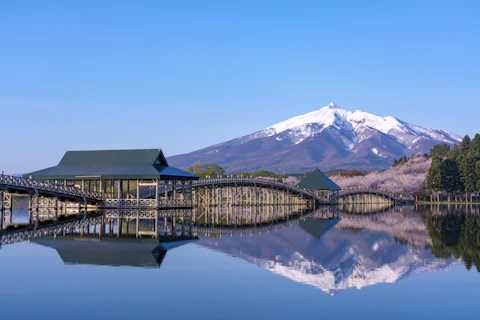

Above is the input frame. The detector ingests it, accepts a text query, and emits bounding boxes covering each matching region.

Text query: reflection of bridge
[0,201,413,249]
[1,205,337,246]
[337,202,396,215]
[186,206,338,237]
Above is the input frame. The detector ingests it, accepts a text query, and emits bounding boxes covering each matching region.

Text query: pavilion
[295,168,342,201]
[24,149,198,208]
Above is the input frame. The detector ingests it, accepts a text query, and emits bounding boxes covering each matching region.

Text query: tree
[430,144,451,160]
[439,159,462,193]
[187,164,225,178]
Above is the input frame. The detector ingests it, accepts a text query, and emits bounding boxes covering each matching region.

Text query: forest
[423,134,480,202]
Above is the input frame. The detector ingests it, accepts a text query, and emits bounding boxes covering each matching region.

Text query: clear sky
[1,0,479,174]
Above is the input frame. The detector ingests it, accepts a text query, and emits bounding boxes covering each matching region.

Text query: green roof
[25,149,199,180]
[59,149,167,166]
[296,168,341,190]
[299,219,340,240]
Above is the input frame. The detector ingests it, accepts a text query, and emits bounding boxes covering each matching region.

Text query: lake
[1,204,479,319]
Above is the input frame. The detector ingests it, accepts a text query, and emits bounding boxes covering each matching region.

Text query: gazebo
[296,168,342,202]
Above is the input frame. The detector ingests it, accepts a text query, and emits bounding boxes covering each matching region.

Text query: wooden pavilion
[24,149,199,208]
[296,168,342,202]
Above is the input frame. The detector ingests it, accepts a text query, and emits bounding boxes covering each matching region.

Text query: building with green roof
[24,149,198,208]
[296,168,341,200]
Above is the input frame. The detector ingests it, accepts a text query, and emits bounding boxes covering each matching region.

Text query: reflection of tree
[423,212,480,271]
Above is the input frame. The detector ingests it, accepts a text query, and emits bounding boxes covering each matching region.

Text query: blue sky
[1,0,479,174]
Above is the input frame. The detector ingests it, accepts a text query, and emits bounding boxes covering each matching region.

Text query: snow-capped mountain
[169,103,462,172]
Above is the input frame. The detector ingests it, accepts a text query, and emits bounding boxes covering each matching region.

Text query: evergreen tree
[430,144,451,159]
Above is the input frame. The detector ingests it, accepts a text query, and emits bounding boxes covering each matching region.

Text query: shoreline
[415,201,480,205]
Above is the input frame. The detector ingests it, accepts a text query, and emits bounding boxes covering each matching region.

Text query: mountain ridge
[169,103,461,173]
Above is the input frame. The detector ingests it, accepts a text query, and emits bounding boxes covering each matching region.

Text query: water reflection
[33,237,194,268]
[198,205,463,295]
[422,206,480,271]
[1,203,480,294]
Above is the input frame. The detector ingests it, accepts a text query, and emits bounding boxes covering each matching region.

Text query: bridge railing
[194,178,413,202]
[193,177,317,198]
[338,187,411,200]
[0,174,110,200]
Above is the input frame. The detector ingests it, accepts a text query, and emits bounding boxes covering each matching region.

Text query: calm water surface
[1,204,479,319]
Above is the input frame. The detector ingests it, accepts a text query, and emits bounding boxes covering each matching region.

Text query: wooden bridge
[192,177,319,206]
[191,177,413,206]
[1,174,106,229]
[335,188,413,205]
[1,174,413,217]
[0,174,106,202]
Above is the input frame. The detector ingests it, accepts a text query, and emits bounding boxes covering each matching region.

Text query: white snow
[371,148,379,155]
[258,103,461,149]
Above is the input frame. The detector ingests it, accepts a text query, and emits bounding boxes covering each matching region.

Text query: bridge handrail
[194,178,412,202]
[0,174,110,200]
[193,177,317,198]
[337,188,411,200]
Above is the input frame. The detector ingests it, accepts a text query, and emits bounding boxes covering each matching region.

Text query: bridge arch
[334,188,412,205]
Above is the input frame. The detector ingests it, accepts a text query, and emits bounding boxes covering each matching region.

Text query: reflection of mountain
[34,237,195,268]
[198,215,458,295]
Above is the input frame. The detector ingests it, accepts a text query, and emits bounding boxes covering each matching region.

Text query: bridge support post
[0,191,4,231]
[54,197,59,223]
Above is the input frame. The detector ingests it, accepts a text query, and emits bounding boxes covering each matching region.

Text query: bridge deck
[0,175,105,203]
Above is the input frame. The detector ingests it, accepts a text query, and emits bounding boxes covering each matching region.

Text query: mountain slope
[169,103,461,172]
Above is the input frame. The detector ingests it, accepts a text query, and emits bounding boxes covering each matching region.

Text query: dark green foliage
[393,153,428,167]
[393,156,408,167]
[187,165,286,180]
[430,144,451,160]
[425,135,480,194]
[187,164,226,178]
[423,212,480,271]
[235,170,286,180]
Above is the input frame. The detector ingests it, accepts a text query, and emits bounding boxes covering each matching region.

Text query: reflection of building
[33,237,195,268]
[25,149,199,208]
[298,219,339,240]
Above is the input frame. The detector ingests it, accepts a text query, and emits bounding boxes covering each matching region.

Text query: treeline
[393,153,429,167]
[423,134,480,202]
[187,164,286,180]
[327,170,365,177]
[235,170,286,180]
[187,164,225,178]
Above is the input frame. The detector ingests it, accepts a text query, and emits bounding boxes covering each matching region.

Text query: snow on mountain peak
[168,102,463,173]
[262,103,461,148]
[266,103,350,137]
